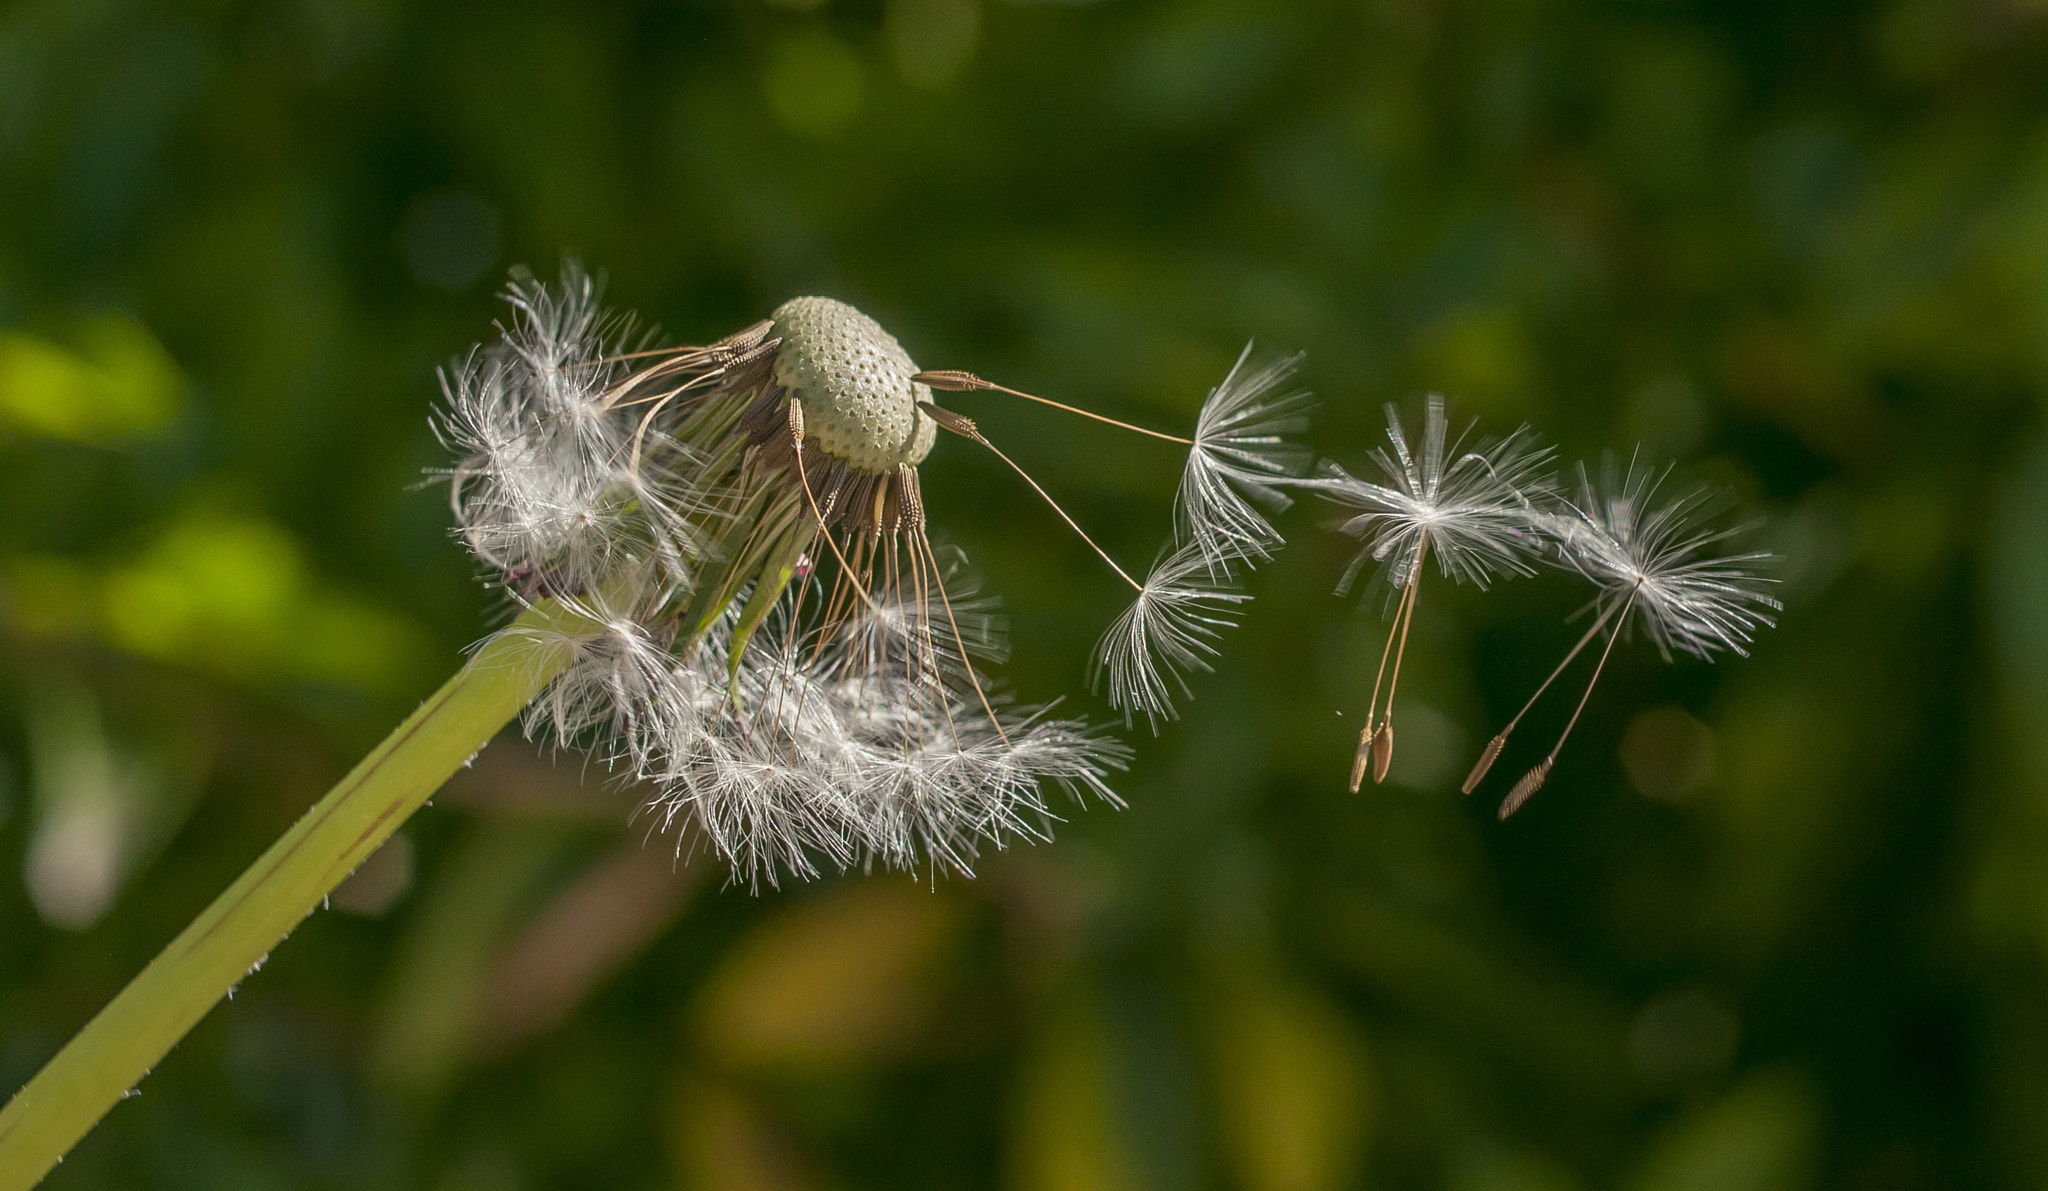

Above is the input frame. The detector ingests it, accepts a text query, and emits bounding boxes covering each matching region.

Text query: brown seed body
[1499,758,1553,819]
[1349,726,1373,792]
[1370,722,1393,784]
[910,369,994,392]
[1462,734,1507,794]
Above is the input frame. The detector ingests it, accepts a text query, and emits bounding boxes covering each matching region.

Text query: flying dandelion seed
[1312,396,1553,789]
[1175,344,1315,569]
[1465,454,1780,818]
[914,346,1312,730]
[1088,540,1254,732]
[440,266,1302,882]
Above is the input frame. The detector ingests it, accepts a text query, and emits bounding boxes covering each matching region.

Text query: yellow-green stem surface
[0,601,592,1190]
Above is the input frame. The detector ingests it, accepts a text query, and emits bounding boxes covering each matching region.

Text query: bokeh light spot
[0,316,186,443]
[885,0,980,89]
[1620,706,1716,803]
[398,189,502,292]
[1629,988,1738,1089]
[763,31,867,138]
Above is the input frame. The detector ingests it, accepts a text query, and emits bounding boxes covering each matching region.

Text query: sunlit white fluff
[439,265,1137,887]
[436,266,703,593]
[1549,456,1780,660]
[843,699,1124,878]
[634,609,1127,890]
[1074,349,1311,732]
[1317,395,1554,596]
[1459,455,1780,816]
[513,576,701,780]
[1175,344,1314,570]
[1091,541,1253,732]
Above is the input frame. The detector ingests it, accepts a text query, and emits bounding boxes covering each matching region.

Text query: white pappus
[439,266,1300,885]
[1312,394,1556,789]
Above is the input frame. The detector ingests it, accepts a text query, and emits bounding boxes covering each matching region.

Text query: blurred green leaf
[1206,970,1371,1191]
[1625,1073,1817,1191]
[1010,993,1144,1191]
[6,509,431,694]
[0,316,184,443]
[696,881,961,1068]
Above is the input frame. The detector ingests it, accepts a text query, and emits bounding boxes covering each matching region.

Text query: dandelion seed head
[440,266,1136,889]
[771,296,938,472]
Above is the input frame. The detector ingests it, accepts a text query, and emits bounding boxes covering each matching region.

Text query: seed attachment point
[912,369,996,392]
[709,319,778,365]
[918,401,981,440]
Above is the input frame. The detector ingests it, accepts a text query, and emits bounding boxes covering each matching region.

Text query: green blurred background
[4,0,2046,1186]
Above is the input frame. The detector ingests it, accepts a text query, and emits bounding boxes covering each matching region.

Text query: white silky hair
[517,577,699,775]
[1091,540,1254,732]
[435,265,703,592]
[633,610,1128,890]
[1087,347,1314,732]
[438,266,1137,887]
[1548,456,1781,661]
[1175,343,1315,570]
[505,595,1128,891]
[1316,395,1556,597]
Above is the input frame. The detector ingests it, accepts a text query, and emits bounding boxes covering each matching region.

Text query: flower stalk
[0,600,597,1191]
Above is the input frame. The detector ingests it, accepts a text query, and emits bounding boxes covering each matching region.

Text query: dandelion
[1314,396,1553,789]
[1,266,1298,1177]
[915,346,1312,729]
[444,267,1158,884]
[443,268,1305,873]
[1464,454,1780,818]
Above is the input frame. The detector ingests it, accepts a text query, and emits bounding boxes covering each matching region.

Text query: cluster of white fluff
[1545,457,1780,660]
[1175,344,1315,569]
[514,601,1125,888]
[1092,541,1253,732]
[1320,395,1556,595]
[439,267,1142,887]
[1093,345,1314,730]
[1315,395,1780,813]
[436,269,699,594]
[1314,396,1778,660]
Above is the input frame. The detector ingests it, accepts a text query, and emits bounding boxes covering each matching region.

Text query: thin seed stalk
[0,600,597,1191]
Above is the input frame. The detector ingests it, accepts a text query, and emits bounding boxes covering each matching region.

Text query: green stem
[0,600,595,1190]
